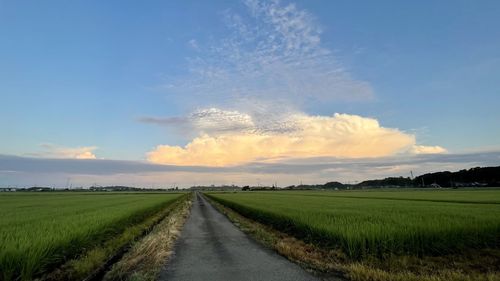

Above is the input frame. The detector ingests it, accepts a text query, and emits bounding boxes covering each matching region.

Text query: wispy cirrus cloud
[165,0,373,108]
[140,107,299,135]
[139,108,255,135]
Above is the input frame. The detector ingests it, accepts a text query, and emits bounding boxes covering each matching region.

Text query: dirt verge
[103,193,193,281]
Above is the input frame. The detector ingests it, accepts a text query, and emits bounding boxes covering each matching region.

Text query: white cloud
[187,39,199,50]
[143,1,446,173]
[190,108,255,134]
[140,107,298,135]
[165,0,373,108]
[411,145,447,154]
[33,144,97,159]
[147,111,445,166]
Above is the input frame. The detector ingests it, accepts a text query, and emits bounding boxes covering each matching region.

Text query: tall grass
[207,190,500,259]
[0,192,184,281]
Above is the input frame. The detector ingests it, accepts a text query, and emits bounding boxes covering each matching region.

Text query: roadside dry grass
[206,195,500,281]
[39,194,187,281]
[103,193,192,281]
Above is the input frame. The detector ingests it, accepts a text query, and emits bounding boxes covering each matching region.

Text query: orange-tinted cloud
[147,113,445,166]
[36,144,97,159]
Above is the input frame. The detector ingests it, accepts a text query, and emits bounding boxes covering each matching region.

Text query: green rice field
[0,192,184,280]
[207,189,500,259]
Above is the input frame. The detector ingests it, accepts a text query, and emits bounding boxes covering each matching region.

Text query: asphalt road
[159,192,318,281]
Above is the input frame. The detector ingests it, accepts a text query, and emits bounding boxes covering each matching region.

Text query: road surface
[159,192,319,281]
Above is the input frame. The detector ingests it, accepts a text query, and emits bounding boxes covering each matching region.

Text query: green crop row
[206,190,500,259]
[0,192,185,281]
[268,189,500,204]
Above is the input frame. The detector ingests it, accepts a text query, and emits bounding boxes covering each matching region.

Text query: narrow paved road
[159,193,318,281]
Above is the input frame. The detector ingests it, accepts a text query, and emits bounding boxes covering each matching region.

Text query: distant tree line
[283,166,500,190]
[413,166,500,187]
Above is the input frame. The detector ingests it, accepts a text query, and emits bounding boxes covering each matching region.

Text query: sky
[1,0,499,188]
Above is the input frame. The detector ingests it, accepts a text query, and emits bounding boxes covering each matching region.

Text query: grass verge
[103,193,192,281]
[205,195,500,281]
[41,193,190,281]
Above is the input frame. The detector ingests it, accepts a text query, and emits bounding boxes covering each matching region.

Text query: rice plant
[0,192,184,281]
[207,190,500,259]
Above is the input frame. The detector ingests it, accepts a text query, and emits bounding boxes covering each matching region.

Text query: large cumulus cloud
[147,112,444,166]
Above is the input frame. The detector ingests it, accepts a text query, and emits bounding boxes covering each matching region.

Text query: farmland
[206,189,500,259]
[0,192,185,281]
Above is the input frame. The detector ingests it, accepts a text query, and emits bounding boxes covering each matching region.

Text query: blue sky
[1,0,499,187]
